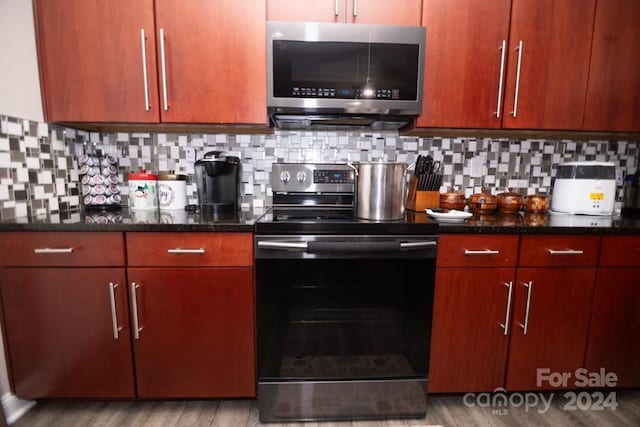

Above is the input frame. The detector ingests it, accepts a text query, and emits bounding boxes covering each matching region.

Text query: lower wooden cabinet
[0,268,135,398]
[128,268,256,397]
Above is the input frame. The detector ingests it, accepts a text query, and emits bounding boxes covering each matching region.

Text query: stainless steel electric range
[255,163,438,422]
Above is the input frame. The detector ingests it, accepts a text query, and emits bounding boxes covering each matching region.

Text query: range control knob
[296,171,307,183]
[279,170,291,183]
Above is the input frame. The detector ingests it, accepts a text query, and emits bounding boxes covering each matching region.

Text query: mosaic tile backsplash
[1,113,638,220]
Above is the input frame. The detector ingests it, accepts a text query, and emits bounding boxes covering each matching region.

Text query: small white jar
[128,169,158,210]
[158,171,187,210]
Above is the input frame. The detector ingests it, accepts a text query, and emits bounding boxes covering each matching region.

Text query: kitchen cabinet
[126,232,255,398]
[505,235,599,391]
[267,0,422,25]
[34,0,266,125]
[0,232,134,399]
[418,0,596,130]
[585,236,640,388]
[582,0,640,132]
[429,234,519,392]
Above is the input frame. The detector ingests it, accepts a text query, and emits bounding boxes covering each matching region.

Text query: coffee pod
[81,185,92,196]
[81,175,91,185]
[102,165,118,176]
[90,184,106,195]
[90,174,105,186]
[83,195,94,205]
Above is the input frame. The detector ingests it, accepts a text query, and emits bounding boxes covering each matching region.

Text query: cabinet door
[506,268,596,391]
[418,0,511,128]
[583,0,640,132]
[347,0,422,25]
[34,0,159,123]
[586,268,640,388]
[267,0,343,22]
[429,268,515,392]
[154,0,267,124]
[129,268,255,398]
[501,0,596,130]
[0,268,134,398]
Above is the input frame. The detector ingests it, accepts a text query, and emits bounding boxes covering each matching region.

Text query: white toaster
[551,161,616,215]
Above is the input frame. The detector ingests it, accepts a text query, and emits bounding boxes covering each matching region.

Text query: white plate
[426,209,473,222]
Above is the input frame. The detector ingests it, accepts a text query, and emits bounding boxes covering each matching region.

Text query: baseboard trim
[1,393,35,425]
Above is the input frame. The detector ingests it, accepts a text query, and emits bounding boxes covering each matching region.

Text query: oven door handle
[257,240,436,253]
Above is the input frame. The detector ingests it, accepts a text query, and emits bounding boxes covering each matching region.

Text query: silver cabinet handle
[159,28,169,111]
[500,281,513,335]
[167,248,206,254]
[510,40,523,117]
[548,249,584,256]
[258,241,309,250]
[335,0,339,16]
[400,241,437,249]
[353,0,358,17]
[517,281,533,335]
[131,282,143,339]
[33,248,74,254]
[140,29,150,111]
[464,249,500,255]
[108,283,123,340]
[494,40,507,118]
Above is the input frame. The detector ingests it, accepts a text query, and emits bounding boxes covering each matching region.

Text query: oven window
[257,257,434,381]
[272,40,420,100]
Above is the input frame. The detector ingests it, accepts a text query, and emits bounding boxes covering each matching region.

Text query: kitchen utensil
[349,161,414,220]
[497,188,524,214]
[468,187,497,214]
[194,151,242,213]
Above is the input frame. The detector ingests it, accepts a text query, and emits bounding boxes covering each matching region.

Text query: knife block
[406,176,440,211]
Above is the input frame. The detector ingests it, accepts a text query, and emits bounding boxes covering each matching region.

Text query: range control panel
[271,163,354,194]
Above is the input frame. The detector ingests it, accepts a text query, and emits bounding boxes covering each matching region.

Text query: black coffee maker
[194,151,242,212]
[622,171,640,217]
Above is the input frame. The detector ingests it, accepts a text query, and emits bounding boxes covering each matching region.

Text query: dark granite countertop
[1,207,640,235]
[0,207,260,232]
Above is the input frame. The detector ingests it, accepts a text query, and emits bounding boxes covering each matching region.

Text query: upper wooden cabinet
[34,0,160,123]
[267,0,422,26]
[419,0,597,131]
[34,0,267,125]
[583,0,640,132]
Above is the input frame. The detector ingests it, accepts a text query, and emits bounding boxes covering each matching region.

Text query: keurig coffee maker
[194,151,241,212]
[622,171,640,217]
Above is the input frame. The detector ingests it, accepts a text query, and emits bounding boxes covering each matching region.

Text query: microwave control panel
[291,86,400,100]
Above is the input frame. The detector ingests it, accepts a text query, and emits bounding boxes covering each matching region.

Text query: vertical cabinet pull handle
[159,28,169,111]
[335,0,339,16]
[517,281,533,335]
[140,29,150,111]
[499,281,513,335]
[131,282,143,339]
[108,283,122,340]
[353,0,358,17]
[510,40,523,117]
[495,40,507,118]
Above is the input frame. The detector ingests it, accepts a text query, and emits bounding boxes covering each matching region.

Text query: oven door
[255,234,436,422]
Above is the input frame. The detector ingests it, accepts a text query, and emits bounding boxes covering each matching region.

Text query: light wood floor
[12,390,640,427]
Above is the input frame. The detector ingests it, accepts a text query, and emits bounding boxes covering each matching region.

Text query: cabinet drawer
[0,232,124,267]
[126,232,253,267]
[436,234,519,267]
[600,235,640,266]
[519,235,600,267]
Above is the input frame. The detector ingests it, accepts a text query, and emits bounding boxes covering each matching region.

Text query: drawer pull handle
[108,283,123,340]
[548,249,584,256]
[34,248,74,254]
[167,248,206,254]
[499,281,513,335]
[517,281,533,335]
[464,249,500,255]
[131,282,143,339]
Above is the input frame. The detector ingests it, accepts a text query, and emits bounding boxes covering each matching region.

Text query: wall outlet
[184,147,196,163]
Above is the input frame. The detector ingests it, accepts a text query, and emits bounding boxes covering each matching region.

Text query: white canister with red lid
[158,171,187,210]
[128,169,158,210]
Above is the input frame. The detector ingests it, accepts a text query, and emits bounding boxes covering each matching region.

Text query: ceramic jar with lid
[497,188,524,214]
[158,171,187,210]
[128,169,158,210]
[468,187,497,214]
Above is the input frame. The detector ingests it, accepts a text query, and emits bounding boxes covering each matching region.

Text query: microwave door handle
[335,0,339,16]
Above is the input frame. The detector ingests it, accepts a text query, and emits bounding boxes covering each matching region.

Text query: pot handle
[347,162,358,176]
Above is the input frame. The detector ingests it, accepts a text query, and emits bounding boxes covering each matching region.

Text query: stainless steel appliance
[551,161,616,215]
[194,151,241,212]
[255,163,438,422]
[623,171,640,217]
[267,22,426,130]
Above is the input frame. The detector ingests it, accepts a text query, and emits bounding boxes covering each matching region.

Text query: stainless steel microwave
[266,21,426,130]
